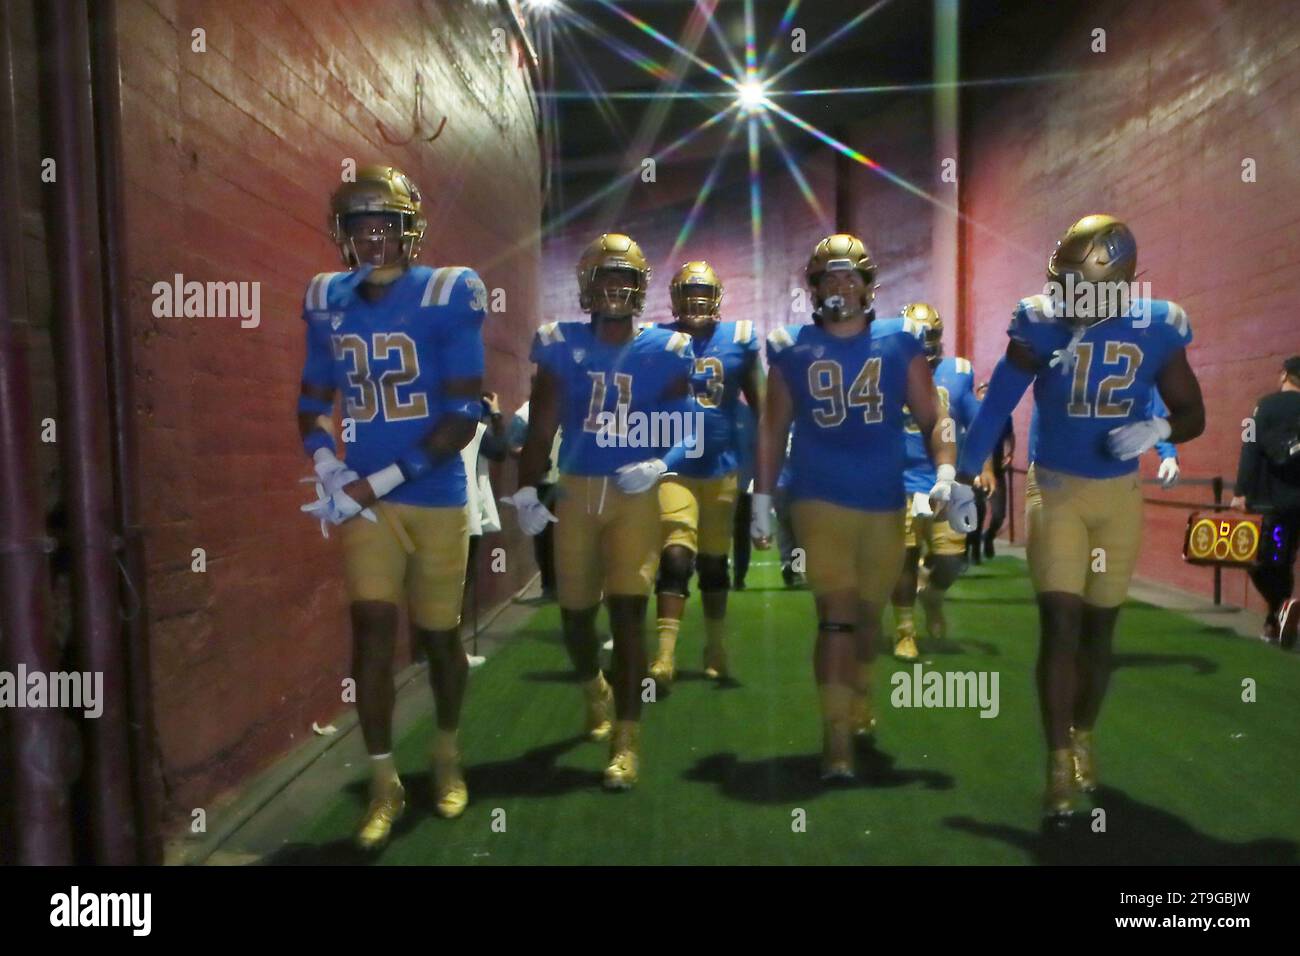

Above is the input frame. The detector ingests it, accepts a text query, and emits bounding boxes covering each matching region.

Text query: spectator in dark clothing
[1231,355,1300,644]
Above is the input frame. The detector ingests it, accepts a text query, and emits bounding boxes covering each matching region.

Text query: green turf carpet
[271,556,1300,865]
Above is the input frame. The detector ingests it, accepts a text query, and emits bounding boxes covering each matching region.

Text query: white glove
[300,481,377,538]
[928,464,978,534]
[1157,456,1181,489]
[614,458,668,495]
[311,449,359,497]
[500,485,558,536]
[751,492,773,545]
[1106,417,1171,461]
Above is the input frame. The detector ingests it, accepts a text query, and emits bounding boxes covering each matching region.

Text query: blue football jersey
[531,321,695,476]
[877,316,980,494]
[1028,385,1178,464]
[767,319,924,511]
[300,265,486,507]
[1013,294,1192,478]
[656,319,760,478]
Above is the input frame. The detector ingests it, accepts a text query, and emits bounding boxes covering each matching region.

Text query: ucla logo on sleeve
[329,312,344,330]
[572,348,586,364]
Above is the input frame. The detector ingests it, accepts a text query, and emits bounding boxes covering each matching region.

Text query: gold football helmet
[902,302,944,359]
[577,233,650,317]
[1047,214,1137,324]
[669,260,723,327]
[329,164,426,284]
[806,233,877,321]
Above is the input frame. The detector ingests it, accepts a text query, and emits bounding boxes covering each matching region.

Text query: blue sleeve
[507,412,529,449]
[1149,389,1177,461]
[1007,296,1053,363]
[298,302,336,455]
[955,374,980,429]
[530,325,564,374]
[437,270,487,385]
[957,357,1034,476]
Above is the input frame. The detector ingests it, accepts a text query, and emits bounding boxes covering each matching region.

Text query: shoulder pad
[665,330,692,356]
[305,271,343,312]
[767,326,796,353]
[733,320,755,344]
[1160,301,1190,338]
[420,266,475,308]
[536,321,566,346]
[1017,294,1054,323]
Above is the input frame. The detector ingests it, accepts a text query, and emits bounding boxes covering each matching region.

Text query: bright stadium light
[527,0,558,13]
[737,78,768,112]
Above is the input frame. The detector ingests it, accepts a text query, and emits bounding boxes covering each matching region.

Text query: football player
[648,261,763,688]
[877,304,985,659]
[753,234,974,781]
[504,233,695,790]
[296,165,487,849]
[955,214,1204,820]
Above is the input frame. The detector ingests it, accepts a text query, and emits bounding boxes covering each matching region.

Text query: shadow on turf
[1110,652,1218,675]
[260,736,603,865]
[944,785,1298,865]
[683,740,954,803]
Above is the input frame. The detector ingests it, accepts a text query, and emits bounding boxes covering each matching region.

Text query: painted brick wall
[116,0,543,814]
[962,0,1300,612]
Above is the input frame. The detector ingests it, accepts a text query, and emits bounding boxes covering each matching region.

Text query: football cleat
[583,673,614,741]
[893,623,919,661]
[603,721,640,790]
[851,691,876,740]
[355,782,406,851]
[1043,748,1084,819]
[703,642,728,681]
[431,743,469,820]
[821,725,856,782]
[918,584,947,641]
[649,654,676,689]
[1070,727,1098,793]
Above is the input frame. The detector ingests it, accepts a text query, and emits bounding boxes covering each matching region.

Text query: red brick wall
[116,0,542,814]
[962,0,1300,611]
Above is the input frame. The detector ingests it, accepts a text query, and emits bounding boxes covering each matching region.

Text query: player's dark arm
[297,382,337,453]
[956,340,1037,482]
[756,365,793,496]
[740,353,765,420]
[906,354,955,469]
[1154,348,1205,445]
[518,366,561,489]
[478,429,509,464]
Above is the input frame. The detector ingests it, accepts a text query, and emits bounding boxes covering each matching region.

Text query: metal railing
[1005,467,1228,605]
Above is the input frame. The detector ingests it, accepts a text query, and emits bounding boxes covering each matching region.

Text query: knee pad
[819,621,856,634]
[696,554,731,592]
[655,547,695,598]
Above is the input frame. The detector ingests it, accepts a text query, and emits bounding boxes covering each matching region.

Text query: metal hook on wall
[377,71,449,146]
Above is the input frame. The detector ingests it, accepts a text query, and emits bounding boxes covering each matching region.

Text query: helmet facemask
[339,212,411,285]
[813,261,874,324]
[673,281,722,329]
[1045,217,1137,328]
[589,266,643,319]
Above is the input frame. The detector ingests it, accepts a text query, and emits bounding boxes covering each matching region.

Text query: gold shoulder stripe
[538,321,565,346]
[734,320,753,344]
[767,326,795,352]
[307,272,341,311]
[956,357,972,374]
[666,330,691,355]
